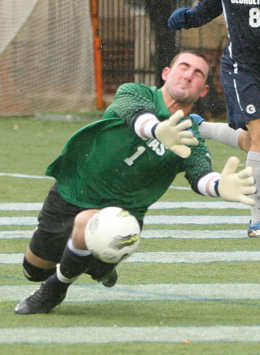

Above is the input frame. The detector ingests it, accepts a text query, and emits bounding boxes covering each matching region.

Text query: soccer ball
[84,206,141,264]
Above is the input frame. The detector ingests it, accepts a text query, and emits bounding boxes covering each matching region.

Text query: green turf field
[1,117,260,355]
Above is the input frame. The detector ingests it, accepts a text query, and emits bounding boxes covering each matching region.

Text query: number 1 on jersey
[124,146,146,166]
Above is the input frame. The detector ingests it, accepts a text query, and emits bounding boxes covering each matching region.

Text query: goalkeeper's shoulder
[115,82,155,99]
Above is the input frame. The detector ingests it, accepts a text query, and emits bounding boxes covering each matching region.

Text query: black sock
[59,243,92,280]
[46,273,70,293]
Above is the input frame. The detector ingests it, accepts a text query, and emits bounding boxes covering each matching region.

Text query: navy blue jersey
[184,0,260,74]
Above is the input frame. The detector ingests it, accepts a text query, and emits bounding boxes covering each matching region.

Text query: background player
[168,0,260,237]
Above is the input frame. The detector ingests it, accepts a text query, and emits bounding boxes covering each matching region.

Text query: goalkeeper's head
[169,50,210,81]
[161,50,210,109]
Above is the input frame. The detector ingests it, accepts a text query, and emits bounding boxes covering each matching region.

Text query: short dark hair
[169,50,211,83]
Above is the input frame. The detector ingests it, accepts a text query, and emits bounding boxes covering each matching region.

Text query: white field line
[0,201,249,210]
[0,230,34,239]
[0,217,37,225]
[141,230,248,239]
[3,283,260,303]
[144,216,249,225]
[0,201,250,226]
[0,203,43,211]
[0,229,248,239]
[149,201,250,210]
[0,215,250,226]
[3,251,260,265]
[170,185,191,190]
[0,173,54,179]
[1,325,260,344]
[0,201,256,345]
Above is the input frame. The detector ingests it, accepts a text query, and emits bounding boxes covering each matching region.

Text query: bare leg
[246,118,260,232]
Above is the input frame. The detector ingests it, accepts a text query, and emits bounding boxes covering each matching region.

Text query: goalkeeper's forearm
[194,170,252,200]
[194,157,256,206]
[133,113,159,139]
[194,172,221,198]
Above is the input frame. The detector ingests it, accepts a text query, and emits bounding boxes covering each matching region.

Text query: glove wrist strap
[134,113,159,139]
[197,172,221,197]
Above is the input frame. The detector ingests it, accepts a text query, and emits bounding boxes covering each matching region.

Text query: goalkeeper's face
[162,53,209,105]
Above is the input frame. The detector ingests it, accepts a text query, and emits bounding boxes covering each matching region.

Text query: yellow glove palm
[218,157,256,206]
[154,110,198,158]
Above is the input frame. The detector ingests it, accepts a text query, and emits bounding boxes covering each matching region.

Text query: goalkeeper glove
[154,110,198,158]
[217,157,256,206]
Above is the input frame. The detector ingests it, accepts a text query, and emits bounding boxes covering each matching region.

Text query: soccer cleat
[99,268,118,288]
[248,220,260,238]
[15,280,67,315]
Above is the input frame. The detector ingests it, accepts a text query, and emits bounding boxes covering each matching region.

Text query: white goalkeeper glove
[154,110,198,158]
[217,156,256,206]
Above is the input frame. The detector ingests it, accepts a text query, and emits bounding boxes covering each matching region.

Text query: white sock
[56,264,79,284]
[67,238,91,256]
[198,122,242,149]
[246,151,260,226]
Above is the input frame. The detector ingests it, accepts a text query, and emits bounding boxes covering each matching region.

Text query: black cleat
[15,281,67,315]
[98,268,118,288]
[85,255,118,287]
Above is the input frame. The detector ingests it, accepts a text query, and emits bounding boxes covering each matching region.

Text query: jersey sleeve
[184,0,223,28]
[182,122,214,193]
[103,83,158,128]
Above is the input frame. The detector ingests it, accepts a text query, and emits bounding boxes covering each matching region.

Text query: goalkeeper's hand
[154,110,198,158]
[218,157,256,206]
[168,8,189,31]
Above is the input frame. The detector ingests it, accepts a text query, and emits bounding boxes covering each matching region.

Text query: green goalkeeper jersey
[46,83,212,221]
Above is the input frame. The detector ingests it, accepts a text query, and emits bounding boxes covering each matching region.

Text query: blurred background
[0,0,227,119]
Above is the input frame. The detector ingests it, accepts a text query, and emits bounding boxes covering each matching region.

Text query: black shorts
[29,184,143,262]
[29,184,85,262]
[220,59,260,130]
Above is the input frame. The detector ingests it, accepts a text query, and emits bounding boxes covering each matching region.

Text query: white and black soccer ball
[84,206,141,264]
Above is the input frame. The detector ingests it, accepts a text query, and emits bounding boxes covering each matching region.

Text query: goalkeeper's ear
[161,67,171,82]
[199,84,209,98]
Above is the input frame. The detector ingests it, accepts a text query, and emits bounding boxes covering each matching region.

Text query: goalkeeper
[15,50,256,315]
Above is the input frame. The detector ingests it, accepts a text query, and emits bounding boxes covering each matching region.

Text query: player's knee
[23,257,56,282]
[74,209,100,229]
[72,209,100,248]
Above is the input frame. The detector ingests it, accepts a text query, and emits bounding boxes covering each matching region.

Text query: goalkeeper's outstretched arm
[134,110,198,158]
[194,157,256,206]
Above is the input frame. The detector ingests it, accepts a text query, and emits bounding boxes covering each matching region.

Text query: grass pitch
[1,116,260,355]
